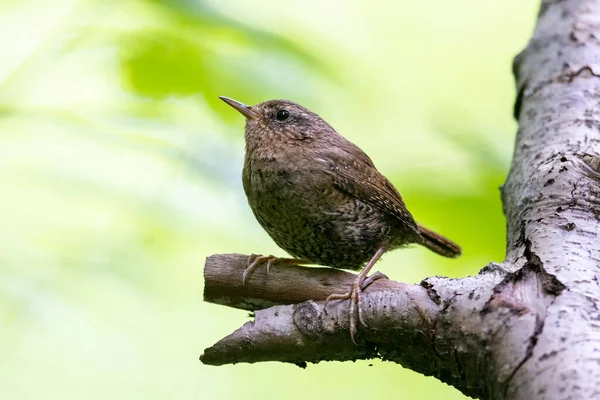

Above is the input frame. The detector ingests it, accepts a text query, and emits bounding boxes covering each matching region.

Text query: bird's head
[219,97,337,146]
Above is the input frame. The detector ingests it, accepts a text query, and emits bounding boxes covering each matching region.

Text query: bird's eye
[276,110,290,121]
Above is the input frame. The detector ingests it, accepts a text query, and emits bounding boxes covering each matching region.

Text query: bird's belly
[247,174,392,270]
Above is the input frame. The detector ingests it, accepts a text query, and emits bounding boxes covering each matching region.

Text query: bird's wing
[318,143,420,237]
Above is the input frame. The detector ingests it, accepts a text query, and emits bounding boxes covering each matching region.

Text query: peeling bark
[201,1,600,399]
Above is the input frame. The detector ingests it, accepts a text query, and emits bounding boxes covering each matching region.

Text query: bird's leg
[243,254,310,286]
[325,246,388,344]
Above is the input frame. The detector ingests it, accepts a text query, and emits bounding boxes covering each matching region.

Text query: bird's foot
[325,271,387,344]
[242,254,310,286]
[360,271,388,290]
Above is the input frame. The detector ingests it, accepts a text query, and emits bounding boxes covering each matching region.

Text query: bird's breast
[241,152,396,269]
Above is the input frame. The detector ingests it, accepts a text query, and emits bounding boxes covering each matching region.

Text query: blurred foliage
[0,0,539,399]
[117,0,331,118]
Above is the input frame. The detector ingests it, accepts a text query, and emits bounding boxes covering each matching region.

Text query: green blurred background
[0,0,538,398]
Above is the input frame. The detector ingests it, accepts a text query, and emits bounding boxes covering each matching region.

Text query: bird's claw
[325,282,364,344]
[243,254,276,286]
[325,271,387,344]
[242,255,309,286]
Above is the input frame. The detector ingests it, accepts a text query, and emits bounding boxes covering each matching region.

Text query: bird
[219,96,461,343]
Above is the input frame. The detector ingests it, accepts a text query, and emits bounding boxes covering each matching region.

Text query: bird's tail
[417,224,462,258]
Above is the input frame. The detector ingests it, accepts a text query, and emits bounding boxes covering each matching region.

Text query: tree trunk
[200,1,600,399]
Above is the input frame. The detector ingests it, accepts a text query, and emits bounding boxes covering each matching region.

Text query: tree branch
[202,254,513,399]
[201,260,440,369]
[201,254,441,368]
[203,253,408,310]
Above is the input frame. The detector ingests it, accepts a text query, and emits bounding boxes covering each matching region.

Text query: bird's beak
[219,96,261,120]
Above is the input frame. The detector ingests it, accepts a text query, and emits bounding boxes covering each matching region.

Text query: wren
[220,96,461,343]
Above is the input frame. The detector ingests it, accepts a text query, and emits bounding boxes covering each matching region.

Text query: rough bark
[200,1,600,399]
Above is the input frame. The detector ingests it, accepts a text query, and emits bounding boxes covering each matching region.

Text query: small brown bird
[220,96,461,343]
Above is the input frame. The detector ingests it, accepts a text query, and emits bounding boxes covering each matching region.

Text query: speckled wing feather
[319,142,421,238]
